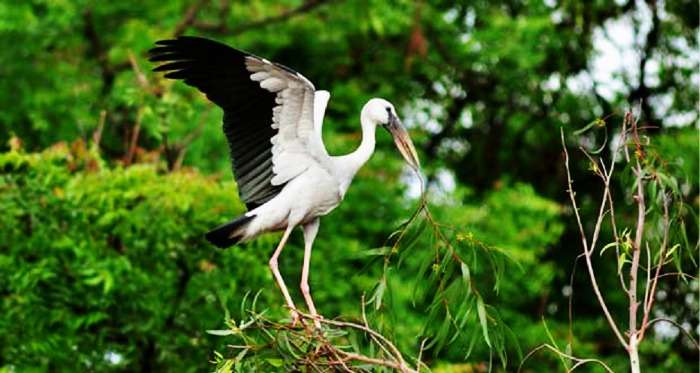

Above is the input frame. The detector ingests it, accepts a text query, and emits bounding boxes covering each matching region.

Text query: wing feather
[150,36,330,210]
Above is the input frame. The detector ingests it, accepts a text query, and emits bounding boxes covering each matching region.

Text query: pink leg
[301,219,321,328]
[269,225,299,325]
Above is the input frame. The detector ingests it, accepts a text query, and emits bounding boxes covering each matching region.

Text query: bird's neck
[352,112,377,168]
[334,112,376,195]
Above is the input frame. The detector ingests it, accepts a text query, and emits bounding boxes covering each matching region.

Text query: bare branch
[646,318,700,349]
[361,295,392,359]
[335,351,415,373]
[605,187,629,292]
[627,114,645,371]
[305,313,414,372]
[643,242,652,316]
[174,0,210,37]
[128,50,150,90]
[638,195,671,341]
[83,9,129,97]
[194,0,332,35]
[656,272,697,281]
[561,128,628,348]
[92,110,107,148]
[124,110,143,166]
[567,253,584,348]
[518,343,615,373]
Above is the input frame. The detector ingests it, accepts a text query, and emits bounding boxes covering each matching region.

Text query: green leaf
[542,318,570,369]
[476,296,491,348]
[265,358,283,368]
[617,252,626,274]
[573,118,605,135]
[206,329,234,336]
[359,247,390,257]
[372,278,387,310]
[600,241,618,256]
[234,348,248,363]
[665,244,679,259]
[460,262,472,294]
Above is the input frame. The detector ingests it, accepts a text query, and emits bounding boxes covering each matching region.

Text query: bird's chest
[288,166,342,218]
[309,181,343,217]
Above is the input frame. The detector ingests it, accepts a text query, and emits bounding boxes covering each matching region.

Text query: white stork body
[244,160,343,236]
[242,90,376,240]
[150,37,418,326]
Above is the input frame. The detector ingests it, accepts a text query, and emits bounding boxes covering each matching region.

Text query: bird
[149,36,420,327]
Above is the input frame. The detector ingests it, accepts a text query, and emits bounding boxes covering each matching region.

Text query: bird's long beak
[386,113,420,171]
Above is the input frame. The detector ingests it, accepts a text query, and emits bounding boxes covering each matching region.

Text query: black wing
[149,36,283,210]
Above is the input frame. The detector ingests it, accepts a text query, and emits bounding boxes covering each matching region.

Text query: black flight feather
[149,36,289,210]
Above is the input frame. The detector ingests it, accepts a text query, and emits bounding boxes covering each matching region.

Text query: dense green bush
[0,142,267,371]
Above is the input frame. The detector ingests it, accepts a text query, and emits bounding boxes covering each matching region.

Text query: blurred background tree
[0,0,697,371]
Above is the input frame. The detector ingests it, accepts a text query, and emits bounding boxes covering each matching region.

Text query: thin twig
[361,294,393,360]
[638,195,670,341]
[567,253,584,348]
[656,272,697,280]
[128,50,149,90]
[194,0,332,35]
[174,0,210,36]
[518,343,615,373]
[642,242,652,317]
[336,351,416,373]
[312,316,411,371]
[606,188,629,292]
[646,317,700,349]
[561,128,628,348]
[416,338,429,371]
[124,110,143,166]
[263,307,415,372]
[92,110,107,148]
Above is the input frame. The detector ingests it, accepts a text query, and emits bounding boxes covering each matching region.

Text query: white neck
[352,109,377,168]
[332,105,377,195]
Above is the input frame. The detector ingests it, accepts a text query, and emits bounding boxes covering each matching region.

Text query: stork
[149,36,419,327]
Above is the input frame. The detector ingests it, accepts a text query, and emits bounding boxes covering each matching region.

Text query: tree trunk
[629,334,640,373]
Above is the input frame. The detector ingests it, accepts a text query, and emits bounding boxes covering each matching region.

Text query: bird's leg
[301,218,321,328]
[269,225,300,326]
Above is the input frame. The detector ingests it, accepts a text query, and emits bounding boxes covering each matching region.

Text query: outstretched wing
[149,36,330,210]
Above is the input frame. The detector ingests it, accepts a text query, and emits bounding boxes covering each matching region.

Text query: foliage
[0,143,265,371]
[531,113,699,373]
[208,293,419,372]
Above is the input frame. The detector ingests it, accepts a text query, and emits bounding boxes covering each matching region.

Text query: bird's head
[364,98,420,171]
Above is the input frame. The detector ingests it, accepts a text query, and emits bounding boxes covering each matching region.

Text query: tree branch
[83,9,126,97]
[638,192,670,341]
[304,313,413,372]
[646,318,700,349]
[627,114,645,362]
[561,127,628,348]
[193,0,332,35]
[174,0,211,37]
[124,109,143,166]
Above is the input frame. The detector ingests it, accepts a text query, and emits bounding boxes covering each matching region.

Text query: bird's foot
[289,309,302,327]
[308,313,324,330]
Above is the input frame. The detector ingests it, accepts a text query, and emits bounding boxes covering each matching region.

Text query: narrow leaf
[476,296,492,348]
[460,262,471,290]
[206,329,234,336]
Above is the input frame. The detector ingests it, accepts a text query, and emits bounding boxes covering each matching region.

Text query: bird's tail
[205,214,256,249]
